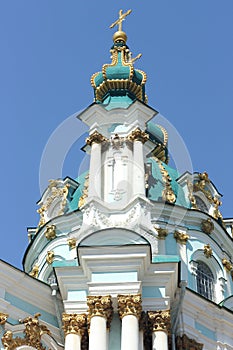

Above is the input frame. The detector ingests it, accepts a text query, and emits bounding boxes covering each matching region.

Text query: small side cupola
[91,9,147,109]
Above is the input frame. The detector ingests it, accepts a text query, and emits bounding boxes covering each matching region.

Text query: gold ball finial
[113,30,127,44]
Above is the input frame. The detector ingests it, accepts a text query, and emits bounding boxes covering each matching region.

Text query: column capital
[62,313,87,336]
[148,310,170,332]
[87,295,113,327]
[86,130,107,146]
[127,128,149,143]
[118,294,142,320]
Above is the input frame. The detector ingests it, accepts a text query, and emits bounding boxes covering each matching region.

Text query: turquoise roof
[68,170,88,212]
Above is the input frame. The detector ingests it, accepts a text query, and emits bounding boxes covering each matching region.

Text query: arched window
[196,261,215,301]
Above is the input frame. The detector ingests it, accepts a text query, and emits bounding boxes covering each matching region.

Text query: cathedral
[0,9,233,350]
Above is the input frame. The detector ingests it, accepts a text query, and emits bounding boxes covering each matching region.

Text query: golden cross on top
[110,9,132,32]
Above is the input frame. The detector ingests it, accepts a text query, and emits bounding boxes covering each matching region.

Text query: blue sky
[0,1,232,268]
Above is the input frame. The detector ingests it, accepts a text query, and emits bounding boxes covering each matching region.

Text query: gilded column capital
[118,294,142,320]
[62,313,87,337]
[127,128,149,143]
[174,230,189,244]
[148,310,170,332]
[0,312,8,325]
[87,295,113,327]
[86,130,107,146]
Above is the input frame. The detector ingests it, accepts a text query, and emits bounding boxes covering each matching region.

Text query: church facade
[1,10,233,350]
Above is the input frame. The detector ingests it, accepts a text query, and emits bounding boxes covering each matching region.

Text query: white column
[148,310,170,350]
[128,128,148,197]
[118,294,142,350]
[65,333,82,350]
[86,131,106,199]
[62,313,86,350]
[89,315,107,350]
[121,314,139,350]
[152,330,168,350]
[87,295,113,350]
[133,140,145,196]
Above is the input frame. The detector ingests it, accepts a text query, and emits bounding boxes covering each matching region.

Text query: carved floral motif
[0,313,8,325]
[62,313,87,337]
[118,294,142,320]
[201,219,214,234]
[222,258,233,272]
[148,310,170,332]
[156,227,168,239]
[67,238,76,249]
[46,251,54,264]
[2,313,50,350]
[44,224,56,240]
[204,244,212,258]
[29,264,39,278]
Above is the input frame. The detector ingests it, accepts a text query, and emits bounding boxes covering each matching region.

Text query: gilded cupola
[91,9,147,109]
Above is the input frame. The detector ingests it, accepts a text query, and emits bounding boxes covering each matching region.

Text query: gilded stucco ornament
[2,313,50,350]
[118,294,142,320]
[78,174,89,208]
[186,180,197,209]
[36,180,70,230]
[87,295,113,329]
[29,264,39,278]
[46,250,54,264]
[222,258,233,272]
[44,224,56,240]
[148,310,170,332]
[212,197,224,224]
[193,172,212,202]
[62,313,87,336]
[156,160,176,203]
[0,313,8,325]
[67,238,76,249]
[174,230,189,244]
[201,218,214,234]
[156,227,168,239]
[204,244,213,258]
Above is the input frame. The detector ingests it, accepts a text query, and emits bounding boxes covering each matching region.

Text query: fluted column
[148,310,170,350]
[118,294,142,350]
[86,131,107,199]
[62,313,86,350]
[87,295,113,350]
[128,128,149,197]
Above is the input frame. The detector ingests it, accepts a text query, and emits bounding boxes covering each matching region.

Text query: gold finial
[110,9,132,32]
